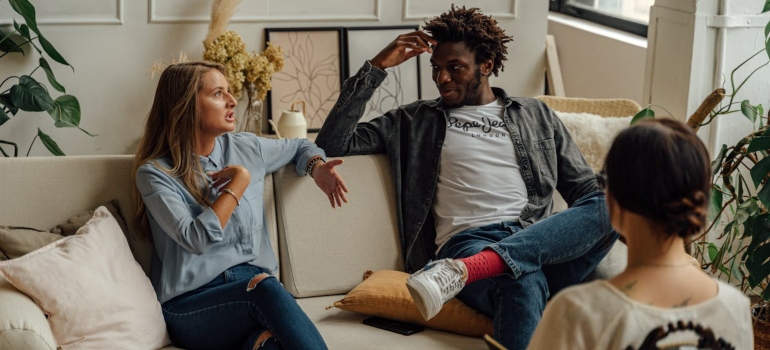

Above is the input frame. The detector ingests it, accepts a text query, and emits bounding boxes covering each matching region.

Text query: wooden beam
[545,34,566,97]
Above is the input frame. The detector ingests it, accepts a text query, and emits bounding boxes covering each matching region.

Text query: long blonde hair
[132,61,227,239]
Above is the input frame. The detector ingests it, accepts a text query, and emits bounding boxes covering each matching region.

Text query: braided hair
[603,118,711,238]
[423,5,513,76]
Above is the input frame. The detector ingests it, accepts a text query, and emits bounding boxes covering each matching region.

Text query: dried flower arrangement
[203,31,283,101]
[202,0,284,132]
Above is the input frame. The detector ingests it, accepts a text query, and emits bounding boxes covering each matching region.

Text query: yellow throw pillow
[331,269,493,337]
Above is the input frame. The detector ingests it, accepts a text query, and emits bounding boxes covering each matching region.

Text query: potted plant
[0,0,92,156]
[694,90,770,348]
[633,3,770,345]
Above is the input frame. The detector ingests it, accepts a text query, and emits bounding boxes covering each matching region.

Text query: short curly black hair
[423,5,513,76]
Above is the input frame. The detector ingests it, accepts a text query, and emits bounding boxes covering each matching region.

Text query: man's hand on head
[370,31,437,70]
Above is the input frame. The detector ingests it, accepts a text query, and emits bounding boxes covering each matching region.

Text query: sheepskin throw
[554,112,633,172]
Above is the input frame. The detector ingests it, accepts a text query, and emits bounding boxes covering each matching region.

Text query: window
[550,0,653,37]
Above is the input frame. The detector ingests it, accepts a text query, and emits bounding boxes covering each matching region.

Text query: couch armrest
[0,278,56,350]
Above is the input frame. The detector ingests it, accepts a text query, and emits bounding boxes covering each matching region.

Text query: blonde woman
[527,119,752,349]
[133,61,347,350]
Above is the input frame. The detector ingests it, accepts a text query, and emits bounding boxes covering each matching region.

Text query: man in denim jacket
[316,6,618,349]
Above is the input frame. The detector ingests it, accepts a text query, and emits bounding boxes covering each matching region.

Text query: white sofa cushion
[298,295,486,349]
[0,278,55,349]
[274,154,404,297]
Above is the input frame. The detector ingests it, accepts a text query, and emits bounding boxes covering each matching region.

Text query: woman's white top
[528,279,753,350]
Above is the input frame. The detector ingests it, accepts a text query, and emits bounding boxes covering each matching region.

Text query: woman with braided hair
[528,118,752,349]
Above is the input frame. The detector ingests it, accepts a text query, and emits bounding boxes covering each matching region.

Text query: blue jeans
[161,263,328,350]
[437,191,618,350]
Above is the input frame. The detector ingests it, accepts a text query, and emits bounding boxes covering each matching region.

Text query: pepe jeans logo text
[447,117,508,138]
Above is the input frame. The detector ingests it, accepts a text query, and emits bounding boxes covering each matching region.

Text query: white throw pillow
[554,111,633,172]
[0,207,169,350]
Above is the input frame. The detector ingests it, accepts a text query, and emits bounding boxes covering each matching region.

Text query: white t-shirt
[527,279,754,350]
[433,98,529,251]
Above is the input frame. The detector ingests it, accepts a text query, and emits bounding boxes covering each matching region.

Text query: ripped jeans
[161,263,328,350]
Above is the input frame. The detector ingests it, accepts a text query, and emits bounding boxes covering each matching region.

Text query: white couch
[0,153,626,349]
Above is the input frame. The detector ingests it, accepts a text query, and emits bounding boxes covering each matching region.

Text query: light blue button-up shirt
[136,132,324,303]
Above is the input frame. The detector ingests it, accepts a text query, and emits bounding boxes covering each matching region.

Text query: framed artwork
[345,26,422,122]
[266,27,345,133]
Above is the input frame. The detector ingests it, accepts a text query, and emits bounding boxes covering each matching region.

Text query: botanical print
[346,26,421,122]
[364,66,407,120]
[267,29,343,131]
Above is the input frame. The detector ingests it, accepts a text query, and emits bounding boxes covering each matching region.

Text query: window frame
[550,0,648,37]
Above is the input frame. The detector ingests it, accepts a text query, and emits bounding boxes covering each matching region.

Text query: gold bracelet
[221,189,240,206]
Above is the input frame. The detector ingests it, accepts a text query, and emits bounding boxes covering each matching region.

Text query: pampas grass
[204,0,242,48]
[148,51,190,79]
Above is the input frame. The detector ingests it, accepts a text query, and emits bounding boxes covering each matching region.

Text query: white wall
[547,13,647,105]
[0,0,547,156]
[548,0,770,157]
[644,0,770,154]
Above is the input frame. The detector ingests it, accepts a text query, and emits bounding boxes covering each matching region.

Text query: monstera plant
[0,0,92,156]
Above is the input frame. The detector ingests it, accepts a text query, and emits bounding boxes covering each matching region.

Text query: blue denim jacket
[316,61,598,272]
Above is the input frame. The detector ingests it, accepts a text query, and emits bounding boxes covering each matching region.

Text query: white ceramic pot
[269,100,307,139]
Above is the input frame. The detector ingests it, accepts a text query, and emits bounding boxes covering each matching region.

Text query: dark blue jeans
[437,191,618,350]
[161,264,328,350]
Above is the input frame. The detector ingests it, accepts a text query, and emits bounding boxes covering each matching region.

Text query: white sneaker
[406,258,468,320]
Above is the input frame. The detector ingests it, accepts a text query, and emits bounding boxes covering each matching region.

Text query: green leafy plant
[699,88,770,324]
[632,1,770,324]
[0,0,92,156]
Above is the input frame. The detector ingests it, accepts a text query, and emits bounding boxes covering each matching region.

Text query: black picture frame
[265,27,345,133]
[344,25,422,122]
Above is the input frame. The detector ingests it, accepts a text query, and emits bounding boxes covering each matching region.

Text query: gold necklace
[629,257,699,268]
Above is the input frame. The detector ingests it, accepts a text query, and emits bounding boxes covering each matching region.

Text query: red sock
[458,249,507,284]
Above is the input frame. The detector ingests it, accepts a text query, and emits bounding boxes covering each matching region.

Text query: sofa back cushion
[0,155,278,278]
[0,155,152,267]
[274,154,403,298]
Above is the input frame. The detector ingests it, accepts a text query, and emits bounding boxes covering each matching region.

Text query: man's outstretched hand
[370,31,437,70]
[312,159,349,208]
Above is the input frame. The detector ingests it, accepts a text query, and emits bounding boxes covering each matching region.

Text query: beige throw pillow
[332,270,494,337]
[0,227,63,261]
[0,207,169,350]
[0,200,129,261]
[50,199,128,237]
